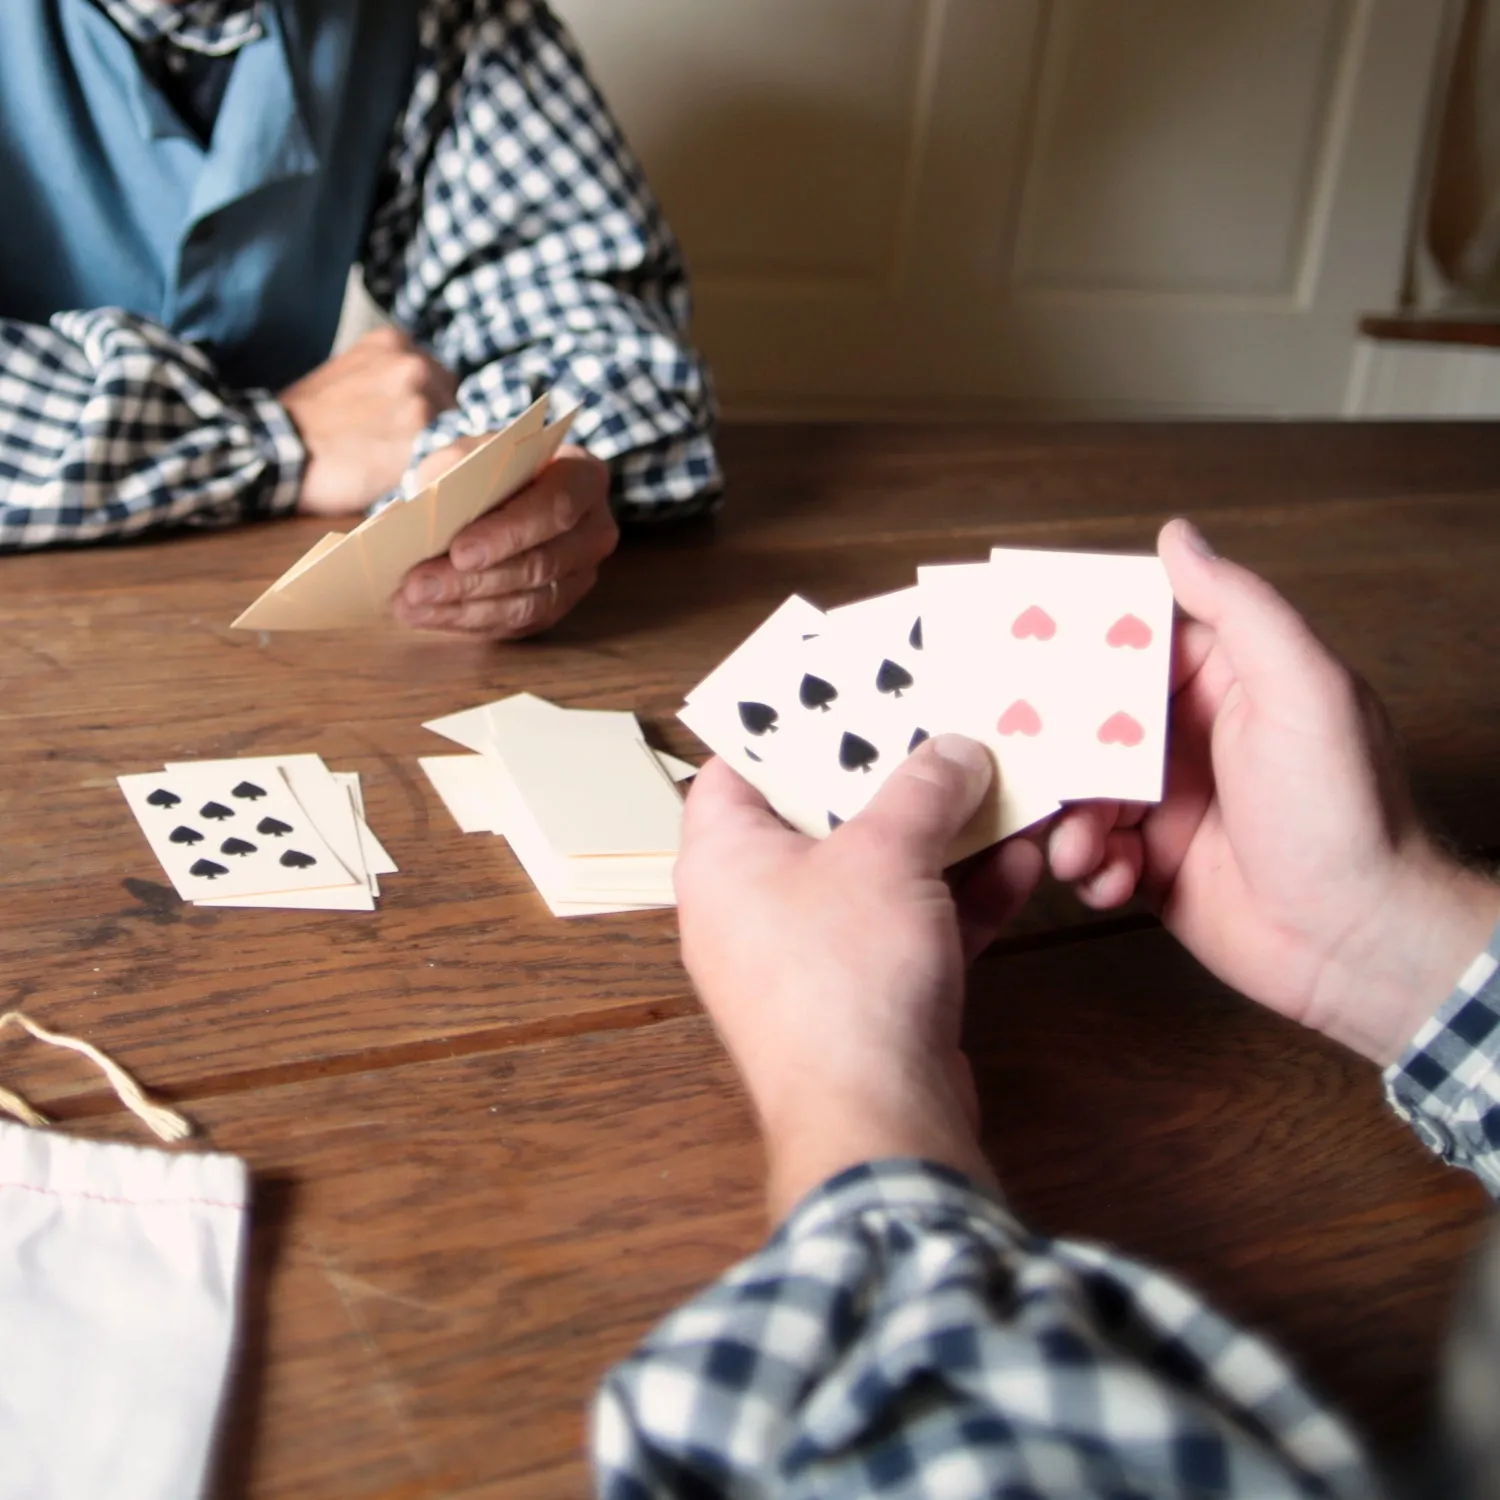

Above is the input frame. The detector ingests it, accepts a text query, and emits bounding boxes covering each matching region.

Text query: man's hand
[675,741,1043,1221]
[280,328,458,517]
[392,442,617,639]
[1045,519,1500,1064]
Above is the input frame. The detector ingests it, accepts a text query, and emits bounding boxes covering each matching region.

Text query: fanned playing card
[232,397,576,631]
[920,550,1174,807]
[678,549,1173,860]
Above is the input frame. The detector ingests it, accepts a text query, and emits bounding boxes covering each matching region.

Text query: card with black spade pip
[118,765,351,900]
[812,588,935,827]
[677,597,837,837]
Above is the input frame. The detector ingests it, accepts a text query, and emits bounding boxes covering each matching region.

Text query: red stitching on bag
[0,1180,243,1211]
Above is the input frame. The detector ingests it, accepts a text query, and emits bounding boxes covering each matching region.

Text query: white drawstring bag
[0,1013,247,1500]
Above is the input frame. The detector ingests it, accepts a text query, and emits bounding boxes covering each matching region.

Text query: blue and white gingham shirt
[0,0,719,550]
[595,922,1500,1498]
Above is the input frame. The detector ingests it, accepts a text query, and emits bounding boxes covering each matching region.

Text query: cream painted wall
[551,0,1456,417]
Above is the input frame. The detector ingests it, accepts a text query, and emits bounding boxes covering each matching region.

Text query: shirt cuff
[1383,918,1500,1193]
[775,1158,1024,1250]
[243,389,306,518]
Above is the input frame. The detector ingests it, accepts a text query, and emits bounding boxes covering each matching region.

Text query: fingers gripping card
[118,765,352,899]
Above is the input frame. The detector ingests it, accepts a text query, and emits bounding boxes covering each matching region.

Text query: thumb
[843,735,994,877]
[1158,518,1347,714]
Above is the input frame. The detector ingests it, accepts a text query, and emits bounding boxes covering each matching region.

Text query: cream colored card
[489,722,683,859]
[232,531,376,631]
[654,751,698,782]
[424,694,645,757]
[350,492,439,611]
[170,756,372,910]
[420,755,509,835]
[427,410,576,555]
[335,772,397,877]
[429,748,673,914]
[422,703,502,755]
[485,693,645,754]
[231,397,570,631]
[118,765,353,900]
[503,790,675,909]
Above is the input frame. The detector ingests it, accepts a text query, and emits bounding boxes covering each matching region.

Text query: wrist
[1316,840,1500,1065]
[760,1070,995,1223]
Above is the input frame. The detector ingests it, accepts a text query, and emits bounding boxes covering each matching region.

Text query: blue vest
[0,1,419,389]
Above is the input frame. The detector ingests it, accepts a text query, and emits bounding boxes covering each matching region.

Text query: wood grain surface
[2,422,1498,1494]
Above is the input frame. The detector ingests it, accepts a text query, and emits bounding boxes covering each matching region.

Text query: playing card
[421,755,508,835]
[677,596,833,836]
[488,718,683,859]
[920,550,1174,806]
[427,407,572,551]
[167,757,372,910]
[336,772,397,877]
[118,765,352,900]
[653,750,698,782]
[231,398,574,631]
[807,588,934,827]
[681,581,1064,857]
[419,751,674,915]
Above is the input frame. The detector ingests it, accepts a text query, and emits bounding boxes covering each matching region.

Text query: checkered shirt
[0,0,720,550]
[593,924,1500,1498]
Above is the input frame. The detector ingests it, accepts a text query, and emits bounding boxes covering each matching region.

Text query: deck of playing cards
[117,757,397,911]
[420,694,695,918]
[232,396,576,631]
[678,547,1175,861]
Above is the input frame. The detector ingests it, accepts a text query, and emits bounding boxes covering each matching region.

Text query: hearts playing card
[918,549,1174,806]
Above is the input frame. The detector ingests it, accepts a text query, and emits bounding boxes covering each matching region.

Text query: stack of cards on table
[117,757,397,910]
[678,547,1175,862]
[420,694,696,918]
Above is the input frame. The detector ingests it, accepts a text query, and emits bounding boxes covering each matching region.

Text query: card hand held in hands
[231,396,577,631]
[677,549,1175,862]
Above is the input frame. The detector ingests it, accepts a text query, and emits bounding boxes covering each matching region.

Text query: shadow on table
[212,1173,299,1499]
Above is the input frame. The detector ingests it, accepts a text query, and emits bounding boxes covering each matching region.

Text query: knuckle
[553,488,587,533]
[520,549,557,590]
[502,591,548,633]
[596,509,621,557]
[396,352,433,393]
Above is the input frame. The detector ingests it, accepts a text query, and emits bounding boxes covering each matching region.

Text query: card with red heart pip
[919,549,1175,807]
[678,548,1174,862]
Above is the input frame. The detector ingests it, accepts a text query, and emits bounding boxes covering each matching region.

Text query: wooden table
[4,423,1500,1497]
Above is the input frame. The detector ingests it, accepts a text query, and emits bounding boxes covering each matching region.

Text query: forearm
[361,0,721,519]
[593,1160,1376,1498]
[0,312,302,549]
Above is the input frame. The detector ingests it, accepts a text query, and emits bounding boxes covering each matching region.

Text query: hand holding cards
[232,396,576,631]
[678,548,1175,859]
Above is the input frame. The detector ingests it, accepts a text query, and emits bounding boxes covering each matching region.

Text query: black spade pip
[874,659,914,698]
[738,701,778,736]
[799,674,838,711]
[838,732,879,774]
